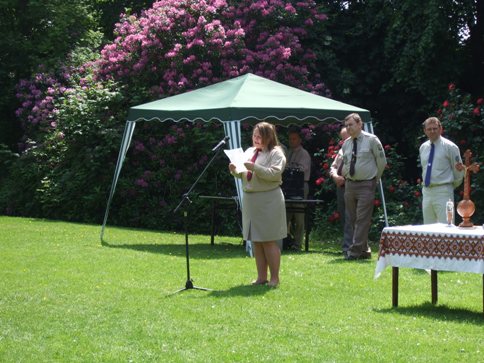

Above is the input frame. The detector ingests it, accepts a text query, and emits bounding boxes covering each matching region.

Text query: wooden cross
[461,149,480,200]
[457,149,480,227]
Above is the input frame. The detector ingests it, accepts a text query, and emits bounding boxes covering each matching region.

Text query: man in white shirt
[419,117,464,224]
[285,127,311,249]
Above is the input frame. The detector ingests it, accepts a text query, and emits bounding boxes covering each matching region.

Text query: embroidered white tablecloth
[375,223,484,278]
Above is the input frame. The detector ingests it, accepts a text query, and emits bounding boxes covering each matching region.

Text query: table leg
[482,275,483,318]
[431,270,438,305]
[392,267,399,307]
[210,200,216,245]
[304,207,309,252]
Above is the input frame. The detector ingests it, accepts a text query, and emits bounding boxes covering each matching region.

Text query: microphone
[212,136,230,152]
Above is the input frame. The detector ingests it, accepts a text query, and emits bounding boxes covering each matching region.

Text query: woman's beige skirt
[242,187,287,242]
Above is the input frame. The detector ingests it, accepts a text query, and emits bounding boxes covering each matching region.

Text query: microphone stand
[173,143,227,293]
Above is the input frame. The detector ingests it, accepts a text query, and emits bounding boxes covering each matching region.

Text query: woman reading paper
[228,122,287,287]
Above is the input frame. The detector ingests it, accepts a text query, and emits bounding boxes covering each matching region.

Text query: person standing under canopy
[285,126,312,250]
[330,126,351,255]
[229,122,287,287]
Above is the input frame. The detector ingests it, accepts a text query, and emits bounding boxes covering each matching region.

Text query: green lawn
[0,216,482,362]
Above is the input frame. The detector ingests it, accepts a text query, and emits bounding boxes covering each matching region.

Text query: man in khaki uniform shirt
[341,113,387,260]
[419,117,464,224]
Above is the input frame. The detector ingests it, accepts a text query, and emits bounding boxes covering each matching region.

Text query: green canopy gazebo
[101,73,387,239]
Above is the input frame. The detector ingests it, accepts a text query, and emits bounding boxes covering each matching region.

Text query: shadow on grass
[207,283,273,297]
[374,302,484,325]
[101,239,245,259]
[282,249,325,256]
[164,283,272,298]
[102,239,334,259]
[326,257,374,264]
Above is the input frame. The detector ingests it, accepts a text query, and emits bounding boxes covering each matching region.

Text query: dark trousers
[344,179,376,257]
[337,185,352,252]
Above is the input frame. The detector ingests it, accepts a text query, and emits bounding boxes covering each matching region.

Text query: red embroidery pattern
[379,230,484,261]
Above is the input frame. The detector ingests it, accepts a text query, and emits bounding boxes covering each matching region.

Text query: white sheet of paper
[224,148,248,172]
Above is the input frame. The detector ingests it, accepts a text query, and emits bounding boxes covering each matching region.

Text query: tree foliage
[1,0,483,235]
[316,0,483,177]
[1,0,329,232]
[0,0,100,148]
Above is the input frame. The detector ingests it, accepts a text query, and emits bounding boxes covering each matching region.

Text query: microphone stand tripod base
[175,279,212,293]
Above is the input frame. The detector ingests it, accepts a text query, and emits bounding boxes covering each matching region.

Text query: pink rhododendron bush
[4,0,329,231]
[94,0,327,98]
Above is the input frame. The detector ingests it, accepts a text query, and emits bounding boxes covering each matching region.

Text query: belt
[347,178,375,183]
[424,183,451,188]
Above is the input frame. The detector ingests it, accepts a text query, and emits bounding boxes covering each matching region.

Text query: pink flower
[174,170,183,181]
[282,47,291,59]
[473,107,481,116]
[477,98,484,105]
[284,4,296,14]
[384,144,391,150]
[304,18,313,26]
[374,199,381,207]
[442,100,450,108]
[134,142,145,152]
[388,185,395,193]
[448,83,456,91]
[322,162,329,170]
[135,178,149,188]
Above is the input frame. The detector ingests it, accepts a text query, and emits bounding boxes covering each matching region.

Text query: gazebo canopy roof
[127,73,371,124]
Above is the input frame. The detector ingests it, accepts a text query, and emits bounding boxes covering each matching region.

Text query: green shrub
[438,83,484,223]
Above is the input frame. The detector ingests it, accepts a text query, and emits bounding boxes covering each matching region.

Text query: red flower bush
[438,83,484,223]
[313,138,423,240]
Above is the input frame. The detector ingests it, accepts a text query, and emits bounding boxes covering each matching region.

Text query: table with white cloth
[375,223,484,316]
